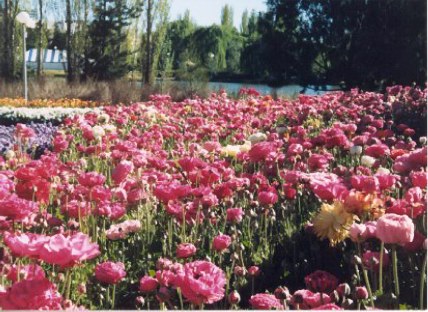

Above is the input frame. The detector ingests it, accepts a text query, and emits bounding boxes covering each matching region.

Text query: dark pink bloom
[305,270,339,294]
[4,232,49,258]
[364,144,390,158]
[410,171,427,188]
[112,160,134,185]
[249,142,276,162]
[6,264,45,282]
[0,195,38,221]
[362,250,390,271]
[95,261,126,284]
[78,172,106,188]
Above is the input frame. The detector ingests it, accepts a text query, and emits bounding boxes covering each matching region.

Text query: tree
[220,4,233,30]
[240,9,248,35]
[84,0,137,80]
[0,0,20,80]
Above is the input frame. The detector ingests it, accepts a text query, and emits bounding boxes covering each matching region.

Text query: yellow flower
[313,201,355,246]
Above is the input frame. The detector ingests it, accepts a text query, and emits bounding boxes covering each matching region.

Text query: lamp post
[16,12,36,102]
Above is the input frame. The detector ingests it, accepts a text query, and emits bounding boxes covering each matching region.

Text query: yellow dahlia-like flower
[313,201,355,246]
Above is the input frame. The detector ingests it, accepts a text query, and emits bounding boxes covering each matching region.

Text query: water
[207,82,339,97]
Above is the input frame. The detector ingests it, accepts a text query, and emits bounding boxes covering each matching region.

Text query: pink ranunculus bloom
[0,195,39,221]
[176,243,197,259]
[258,187,278,206]
[304,270,339,294]
[6,264,46,282]
[139,275,159,293]
[4,232,49,258]
[95,201,126,220]
[291,289,331,309]
[0,278,62,310]
[226,207,244,223]
[95,261,126,284]
[174,260,226,305]
[248,141,277,162]
[61,200,91,218]
[403,231,426,252]
[363,250,390,271]
[112,160,134,185]
[212,234,232,252]
[376,213,415,244]
[78,172,106,188]
[410,171,427,188]
[364,144,390,158]
[39,233,100,267]
[249,293,283,310]
[287,143,304,157]
[349,221,377,242]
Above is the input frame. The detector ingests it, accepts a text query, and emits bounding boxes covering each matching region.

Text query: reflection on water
[207,82,339,97]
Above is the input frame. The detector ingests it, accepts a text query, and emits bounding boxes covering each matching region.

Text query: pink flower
[0,278,62,310]
[139,275,158,293]
[6,264,45,282]
[258,187,278,205]
[410,171,427,188]
[61,200,91,218]
[349,221,377,242]
[364,144,390,158]
[174,260,226,305]
[176,243,197,259]
[376,213,415,244]
[248,266,260,277]
[112,160,134,185]
[0,195,38,221]
[4,232,49,258]
[403,231,426,252]
[356,286,368,300]
[78,172,106,188]
[39,233,100,267]
[291,289,331,309]
[95,261,126,284]
[362,250,390,271]
[304,270,338,294]
[226,208,244,223]
[249,142,276,162]
[249,293,283,310]
[212,234,232,252]
[95,202,126,220]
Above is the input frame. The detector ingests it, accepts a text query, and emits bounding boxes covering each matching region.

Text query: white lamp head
[16,12,36,28]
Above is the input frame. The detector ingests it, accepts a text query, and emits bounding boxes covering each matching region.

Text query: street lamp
[16,12,36,102]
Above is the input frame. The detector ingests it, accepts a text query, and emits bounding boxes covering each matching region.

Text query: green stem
[392,245,400,298]
[65,269,72,300]
[111,284,116,309]
[419,252,426,310]
[177,287,184,310]
[358,243,375,307]
[379,241,384,294]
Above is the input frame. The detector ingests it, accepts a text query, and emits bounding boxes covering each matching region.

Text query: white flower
[103,124,116,134]
[92,125,105,140]
[350,145,363,156]
[247,132,267,144]
[376,167,390,174]
[361,155,376,168]
[4,150,15,160]
[98,113,110,123]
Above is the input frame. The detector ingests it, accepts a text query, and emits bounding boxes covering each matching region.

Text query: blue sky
[170,0,267,28]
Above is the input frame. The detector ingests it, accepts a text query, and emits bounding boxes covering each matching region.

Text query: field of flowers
[0,85,426,310]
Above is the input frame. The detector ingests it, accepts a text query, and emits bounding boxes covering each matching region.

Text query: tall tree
[220,4,233,30]
[0,0,20,80]
[240,9,248,35]
[143,0,153,84]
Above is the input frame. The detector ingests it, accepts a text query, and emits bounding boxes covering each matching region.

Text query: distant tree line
[0,0,426,90]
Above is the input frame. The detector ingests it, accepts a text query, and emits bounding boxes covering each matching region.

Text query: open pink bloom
[6,264,45,282]
[0,278,62,310]
[258,187,278,205]
[174,260,226,305]
[95,201,126,220]
[139,275,158,293]
[249,293,283,310]
[349,221,377,242]
[376,213,415,244]
[78,172,106,188]
[176,243,197,259]
[291,289,331,309]
[39,233,100,267]
[112,160,134,185]
[226,208,244,223]
[0,195,39,221]
[95,261,126,284]
[61,200,91,218]
[410,171,427,188]
[212,234,232,252]
[4,232,49,258]
[249,141,277,162]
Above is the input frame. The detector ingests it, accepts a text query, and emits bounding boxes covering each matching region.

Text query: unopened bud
[228,290,241,305]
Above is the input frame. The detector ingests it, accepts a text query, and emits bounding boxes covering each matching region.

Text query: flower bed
[0,97,101,108]
[0,87,426,310]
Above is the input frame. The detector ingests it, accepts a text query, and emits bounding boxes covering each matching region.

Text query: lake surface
[207,82,339,97]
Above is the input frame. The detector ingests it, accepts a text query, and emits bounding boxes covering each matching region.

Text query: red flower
[95,261,126,284]
[304,270,339,294]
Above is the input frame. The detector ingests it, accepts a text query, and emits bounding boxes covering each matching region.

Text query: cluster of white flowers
[0,107,102,122]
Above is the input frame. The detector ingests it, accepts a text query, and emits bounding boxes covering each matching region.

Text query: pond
[207,82,340,97]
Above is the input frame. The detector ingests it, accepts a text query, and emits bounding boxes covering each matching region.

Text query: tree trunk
[1,0,12,80]
[36,0,43,77]
[143,0,153,85]
[66,0,74,82]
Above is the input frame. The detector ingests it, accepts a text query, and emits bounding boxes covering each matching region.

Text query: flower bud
[336,283,351,297]
[234,266,246,277]
[355,286,368,300]
[135,296,145,307]
[248,266,260,277]
[228,290,241,305]
[274,286,290,300]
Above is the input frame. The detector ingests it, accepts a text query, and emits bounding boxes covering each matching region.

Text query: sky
[170,0,267,29]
